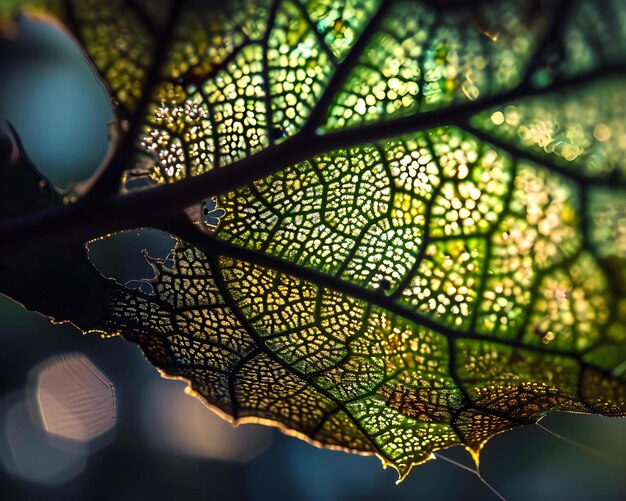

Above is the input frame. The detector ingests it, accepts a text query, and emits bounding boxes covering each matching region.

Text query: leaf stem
[163,219,625,386]
[0,65,624,256]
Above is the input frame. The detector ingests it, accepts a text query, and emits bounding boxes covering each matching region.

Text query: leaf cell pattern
[107,233,625,477]
[2,0,626,480]
[324,0,547,129]
[0,0,565,181]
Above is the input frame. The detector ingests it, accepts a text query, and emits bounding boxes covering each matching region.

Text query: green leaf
[1,0,626,480]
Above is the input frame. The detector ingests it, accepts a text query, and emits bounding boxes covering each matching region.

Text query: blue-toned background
[1,19,625,501]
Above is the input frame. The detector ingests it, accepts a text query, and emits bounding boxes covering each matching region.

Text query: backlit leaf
[1,0,625,480]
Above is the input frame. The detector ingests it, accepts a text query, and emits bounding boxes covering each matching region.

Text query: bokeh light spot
[36,354,116,442]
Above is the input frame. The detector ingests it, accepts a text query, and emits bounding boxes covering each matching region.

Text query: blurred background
[1,18,626,501]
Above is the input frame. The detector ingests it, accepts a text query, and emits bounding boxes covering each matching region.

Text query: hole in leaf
[0,19,112,187]
[87,230,175,290]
